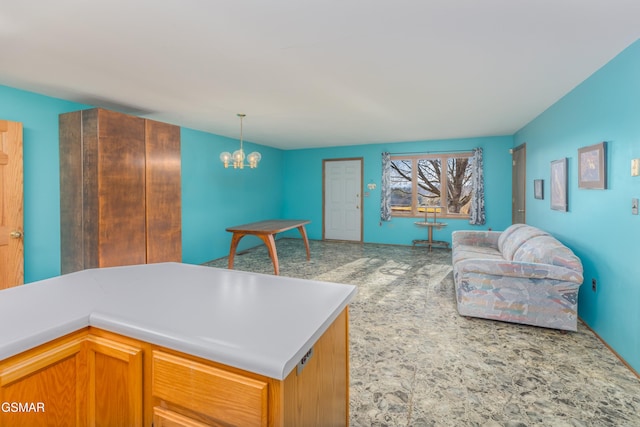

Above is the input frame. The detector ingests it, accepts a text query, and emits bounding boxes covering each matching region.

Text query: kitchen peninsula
[0,263,357,426]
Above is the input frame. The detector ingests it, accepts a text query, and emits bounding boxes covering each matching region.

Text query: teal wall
[0,85,283,281]
[181,128,284,264]
[514,40,640,373]
[0,86,89,282]
[282,136,514,244]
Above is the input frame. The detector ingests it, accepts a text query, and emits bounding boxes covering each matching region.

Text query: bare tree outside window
[389,153,472,217]
[447,157,472,214]
[417,159,442,209]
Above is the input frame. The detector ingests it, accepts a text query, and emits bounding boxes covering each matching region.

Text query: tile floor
[204,239,640,427]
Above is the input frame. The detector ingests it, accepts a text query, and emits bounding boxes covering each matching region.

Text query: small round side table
[412,221,449,252]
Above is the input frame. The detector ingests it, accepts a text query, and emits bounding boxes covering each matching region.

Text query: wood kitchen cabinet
[0,308,349,427]
[59,108,181,274]
[0,330,143,427]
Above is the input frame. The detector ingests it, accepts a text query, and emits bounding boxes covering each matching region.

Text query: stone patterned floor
[204,239,640,427]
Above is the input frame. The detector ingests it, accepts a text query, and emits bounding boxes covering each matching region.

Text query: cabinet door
[145,119,182,263]
[0,333,85,427]
[86,335,143,427]
[95,109,147,268]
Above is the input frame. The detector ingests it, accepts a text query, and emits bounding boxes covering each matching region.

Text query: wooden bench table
[226,219,311,275]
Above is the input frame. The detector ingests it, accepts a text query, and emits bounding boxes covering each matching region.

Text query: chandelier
[220,113,261,169]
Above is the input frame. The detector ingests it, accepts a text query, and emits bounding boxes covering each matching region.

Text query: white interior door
[323,159,362,241]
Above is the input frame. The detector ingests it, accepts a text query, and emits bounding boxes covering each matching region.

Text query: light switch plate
[633,198,639,215]
[632,159,640,176]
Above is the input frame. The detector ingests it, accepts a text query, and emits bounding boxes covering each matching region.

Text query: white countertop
[0,263,357,380]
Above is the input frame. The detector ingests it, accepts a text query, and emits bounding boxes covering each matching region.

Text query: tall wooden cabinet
[60,108,181,274]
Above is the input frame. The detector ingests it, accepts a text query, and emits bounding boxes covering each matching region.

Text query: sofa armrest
[455,258,584,284]
[452,230,501,249]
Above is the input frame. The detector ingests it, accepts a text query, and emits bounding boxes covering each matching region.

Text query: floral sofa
[452,224,584,331]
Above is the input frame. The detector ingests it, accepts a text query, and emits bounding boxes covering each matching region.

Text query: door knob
[10,230,22,239]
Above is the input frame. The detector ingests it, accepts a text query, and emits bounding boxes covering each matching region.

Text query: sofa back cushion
[512,235,583,272]
[498,224,549,261]
[497,223,526,253]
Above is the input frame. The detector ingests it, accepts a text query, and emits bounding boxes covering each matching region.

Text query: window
[389,153,473,218]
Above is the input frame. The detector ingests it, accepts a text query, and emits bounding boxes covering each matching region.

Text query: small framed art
[534,179,544,200]
[578,141,606,189]
[550,158,567,211]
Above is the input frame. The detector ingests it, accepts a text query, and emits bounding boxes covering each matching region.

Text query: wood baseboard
[579,317,639,379]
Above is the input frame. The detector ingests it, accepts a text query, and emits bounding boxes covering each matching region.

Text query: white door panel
[324,159,362,241]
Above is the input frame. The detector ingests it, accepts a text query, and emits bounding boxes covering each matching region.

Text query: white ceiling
[1,1,639,150]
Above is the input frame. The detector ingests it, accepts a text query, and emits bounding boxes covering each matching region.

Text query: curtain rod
[385,148,476,155]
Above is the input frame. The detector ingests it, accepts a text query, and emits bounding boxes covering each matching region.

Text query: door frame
[512,143,526,224]
[322,158,363,242]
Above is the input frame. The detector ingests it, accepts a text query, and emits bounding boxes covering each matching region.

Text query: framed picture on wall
[550,158,567,211]
[534,179,544,200]
[578,141,606,189]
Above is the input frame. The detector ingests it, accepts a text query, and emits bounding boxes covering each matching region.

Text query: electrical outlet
[592,278,597,292]
[632,198,638,215]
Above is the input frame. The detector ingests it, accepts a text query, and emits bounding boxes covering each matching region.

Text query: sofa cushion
[499,224,549,261]
[452,244,504,265]
[512,235,583,271]
[497,224,528,254]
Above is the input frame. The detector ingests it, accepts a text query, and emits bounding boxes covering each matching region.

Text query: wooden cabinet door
[145,119,182,264]
[86,335,143,427]
[95,109,147,268]
[0,333,86,427]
